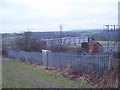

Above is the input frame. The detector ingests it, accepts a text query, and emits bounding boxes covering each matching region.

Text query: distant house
[42,36,89,47]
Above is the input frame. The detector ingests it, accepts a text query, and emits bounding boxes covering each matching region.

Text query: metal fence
[48,52,112,74]
[7,50,113,74]
[7,50,43,65]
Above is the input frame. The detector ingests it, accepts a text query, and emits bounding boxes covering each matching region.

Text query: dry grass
[16,57,118,88]
[97,59,118,88]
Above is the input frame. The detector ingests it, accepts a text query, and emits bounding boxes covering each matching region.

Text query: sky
[0,0,119,33]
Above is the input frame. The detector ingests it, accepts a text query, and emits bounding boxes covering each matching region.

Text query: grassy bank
[2,60,94,88]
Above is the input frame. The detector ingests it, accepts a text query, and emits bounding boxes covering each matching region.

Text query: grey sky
[0,0,119,33]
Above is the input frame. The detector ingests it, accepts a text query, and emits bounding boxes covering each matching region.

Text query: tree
[15,31,45,52]
[15,32,35,52]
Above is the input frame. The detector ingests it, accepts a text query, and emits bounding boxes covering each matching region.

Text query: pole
[60,24,62,52]
[108,25,110,49]
[113,25,116,47]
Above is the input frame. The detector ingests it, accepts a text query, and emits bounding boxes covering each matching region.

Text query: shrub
[2,49,8,57]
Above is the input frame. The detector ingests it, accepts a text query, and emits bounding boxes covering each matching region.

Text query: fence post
[70,55,73,69]
[42,50,51,70]
[25,52,28,63]
[108,56,111,70]
[46,52,48,70]
[25,55,27,63]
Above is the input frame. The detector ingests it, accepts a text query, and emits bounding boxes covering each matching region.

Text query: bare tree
[15,32,34,51]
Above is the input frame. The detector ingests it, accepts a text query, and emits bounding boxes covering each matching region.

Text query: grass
[10,61,94,88]
[68,41,119,49]
[2,60,95,88]
[2,40,13,45]
[0,40,2,44]
[95,41,120,44]
[2,61,33,88]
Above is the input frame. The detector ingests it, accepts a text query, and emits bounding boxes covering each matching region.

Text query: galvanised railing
[7,50,113,75]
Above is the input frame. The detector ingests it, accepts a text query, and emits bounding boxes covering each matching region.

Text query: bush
[2,49,8,57]
[100,59,118,88]
[20,57,25,62]
[58,59,118,88]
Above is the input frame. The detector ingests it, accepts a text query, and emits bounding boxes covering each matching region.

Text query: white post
[42,50,51,70]
[25,55,27,63]
[108,57,111,70]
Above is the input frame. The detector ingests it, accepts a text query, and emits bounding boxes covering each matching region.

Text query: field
[95,41,120,44]
[96,41,118,44]
[2,37,15,45]
[2,60,94,88]
[69,41,119,48]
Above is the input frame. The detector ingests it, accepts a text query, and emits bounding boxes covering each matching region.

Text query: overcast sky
[0,0,119,33]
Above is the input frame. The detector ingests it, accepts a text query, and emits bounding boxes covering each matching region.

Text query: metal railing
[7,50,113,74]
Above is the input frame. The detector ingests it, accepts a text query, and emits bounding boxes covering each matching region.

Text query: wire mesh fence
[7,50,113,74]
